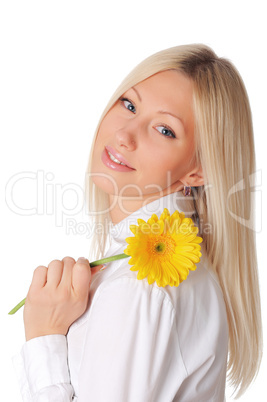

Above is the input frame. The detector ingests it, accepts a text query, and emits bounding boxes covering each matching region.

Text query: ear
[180,165,205,188]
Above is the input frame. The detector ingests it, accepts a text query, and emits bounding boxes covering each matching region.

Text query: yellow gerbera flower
[124,208,203,287]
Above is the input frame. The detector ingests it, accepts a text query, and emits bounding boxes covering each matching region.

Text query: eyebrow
[131,86,184,125]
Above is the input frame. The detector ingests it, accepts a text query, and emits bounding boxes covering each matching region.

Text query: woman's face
[91,69,196,198]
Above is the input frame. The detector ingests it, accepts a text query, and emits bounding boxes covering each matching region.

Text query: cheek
[98,109,119,134]
[136,142,195,193]
[94,112,114,145]
[144,142,194,177]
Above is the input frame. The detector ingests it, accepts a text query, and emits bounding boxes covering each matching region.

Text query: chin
[91,175,117,195]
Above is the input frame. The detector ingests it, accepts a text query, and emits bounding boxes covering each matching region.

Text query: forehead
[130,70,194,128]
[134,70,193,96]
[130,70,194,110]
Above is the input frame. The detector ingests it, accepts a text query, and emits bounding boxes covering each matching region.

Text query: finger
[31,266,48,290]
[47,259,63,287]
[72,258,91,297]
[91,264,106,276]
[60,256,76,286]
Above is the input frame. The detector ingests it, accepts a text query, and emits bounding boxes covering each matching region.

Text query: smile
[101,147,135,172]
[107,150,127,166]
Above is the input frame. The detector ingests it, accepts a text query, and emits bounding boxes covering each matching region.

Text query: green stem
[8,297,27,315]
[89,253,129,266]
[8,253,129,315]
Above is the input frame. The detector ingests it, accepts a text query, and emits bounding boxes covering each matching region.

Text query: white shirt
[13,191,229,402]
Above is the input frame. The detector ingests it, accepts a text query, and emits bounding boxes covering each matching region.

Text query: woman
[14,44,262,401]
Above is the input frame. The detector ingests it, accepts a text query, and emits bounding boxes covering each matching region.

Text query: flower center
[150,235,176,256]
[155,242,166,253]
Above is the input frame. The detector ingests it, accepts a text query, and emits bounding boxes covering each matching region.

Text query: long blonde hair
[84,44,262,397]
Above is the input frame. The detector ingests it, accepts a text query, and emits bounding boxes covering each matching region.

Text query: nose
[115,125,138,151]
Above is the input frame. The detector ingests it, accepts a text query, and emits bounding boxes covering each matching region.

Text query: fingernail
[100,264,107,271]
[77,257,89,264]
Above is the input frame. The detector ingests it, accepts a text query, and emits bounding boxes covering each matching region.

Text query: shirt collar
[110,190,196,244]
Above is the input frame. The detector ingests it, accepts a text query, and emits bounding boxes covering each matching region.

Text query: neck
[109,183,184,224]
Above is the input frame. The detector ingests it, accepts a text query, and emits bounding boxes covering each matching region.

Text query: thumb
[72,257,91,296]
[91,263,106,276]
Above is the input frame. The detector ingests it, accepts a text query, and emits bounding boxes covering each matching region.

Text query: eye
[120,97,136,114]
[155,125,176,139]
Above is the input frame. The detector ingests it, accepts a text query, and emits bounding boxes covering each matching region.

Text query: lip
[101,147,135,172]
[105,145,135,169]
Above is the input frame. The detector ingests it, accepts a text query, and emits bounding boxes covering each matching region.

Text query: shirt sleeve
[76,277,186,402]
[12,334,74,402]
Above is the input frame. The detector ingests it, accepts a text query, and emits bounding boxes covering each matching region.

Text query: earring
[183,184,191,197]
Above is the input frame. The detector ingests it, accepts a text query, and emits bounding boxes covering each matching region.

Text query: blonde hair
[84,44,262,397]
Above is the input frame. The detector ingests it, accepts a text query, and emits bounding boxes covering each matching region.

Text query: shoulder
[104,253,229,369]
[174,255,229,338]
[91,251,227,325]
[92,274,176,325]
[90,257,173,308]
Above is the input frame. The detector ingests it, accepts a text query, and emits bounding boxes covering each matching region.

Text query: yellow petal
[130,265,140,272]
[194,236,203,244]
[139,262,153,279]
[159,208,170,221]
[175,244,195,252]
[129,225,138,235]
[183,252,201,263]
[128,257,137,265]
[137,218,147,226]
[150,221,164,236]
[125,237,138,244]
[164,260,180,283]
[173,254,195,269]
[147,214,159,225]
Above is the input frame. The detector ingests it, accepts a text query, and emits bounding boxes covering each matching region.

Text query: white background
[0,0,266,400]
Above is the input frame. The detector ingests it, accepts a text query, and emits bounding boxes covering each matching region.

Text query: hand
[23,256,103,341]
